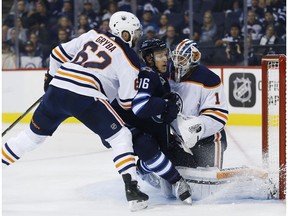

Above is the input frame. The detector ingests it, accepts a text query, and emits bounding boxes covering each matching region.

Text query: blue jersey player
[112,38,192,204]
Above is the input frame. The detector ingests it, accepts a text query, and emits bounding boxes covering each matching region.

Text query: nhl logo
[229,73,256,108]
[233,77,252,103]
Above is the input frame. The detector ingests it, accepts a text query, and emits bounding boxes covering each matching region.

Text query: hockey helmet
[140,38,167,63]
[170,39,201,82]
[109,11,142,47]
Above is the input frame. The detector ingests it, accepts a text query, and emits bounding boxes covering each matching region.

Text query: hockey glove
[162,99,179,123]
[44,72,53,92]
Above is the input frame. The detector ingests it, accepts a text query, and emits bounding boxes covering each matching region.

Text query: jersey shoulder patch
[189,65,221,87]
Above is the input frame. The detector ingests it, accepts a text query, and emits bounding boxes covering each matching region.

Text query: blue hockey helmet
[140,38,167,62]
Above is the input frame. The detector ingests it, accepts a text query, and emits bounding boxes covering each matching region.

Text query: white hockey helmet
[170,39,201,82]
[109,11,142,47]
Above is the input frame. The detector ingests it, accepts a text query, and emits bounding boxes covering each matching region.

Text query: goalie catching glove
[176,114,204,154]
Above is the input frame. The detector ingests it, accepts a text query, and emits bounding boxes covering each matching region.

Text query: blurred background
[2,0,286,69]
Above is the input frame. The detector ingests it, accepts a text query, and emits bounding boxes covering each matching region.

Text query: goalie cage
[261,54,286,199]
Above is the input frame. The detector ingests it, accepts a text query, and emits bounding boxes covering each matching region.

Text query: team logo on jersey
[229,73,256,107]
[174,92,183,113]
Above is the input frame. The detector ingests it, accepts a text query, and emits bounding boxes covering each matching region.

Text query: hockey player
[112,38,192,204]
[2,11,148,211]
[168,39,229,169]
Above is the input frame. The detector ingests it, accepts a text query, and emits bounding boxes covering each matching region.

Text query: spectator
[244,10,263,41]
[52,28,70,46]
[160,24,180,50]
[259,24,284,54]
[20,40,43,69]
[179,10,201,41]
[78,14,91,33]
[76,28,86,37]
[117,0,132,12]
[262,9,284,39]
[5,27,25,54]
[199,10,218,43]
[81,0,101,14]
[81,0,101,29]
[140,6,159,34]
[214,23,244,65]
[248,0,265,19]
[102,1,118,21]
[6,17,28,43]
[58,0,74,24]
[27,1,50,30]
[135,26,158,54]
[98,19,110,33]
[215,23,243,47]
[157,14,168,38]
[162,0,182,14]
[2,41,17,69]
[2,0,29,41]
[51,16,74,42]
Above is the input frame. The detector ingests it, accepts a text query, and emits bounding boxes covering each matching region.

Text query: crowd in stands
[2,0,286,69]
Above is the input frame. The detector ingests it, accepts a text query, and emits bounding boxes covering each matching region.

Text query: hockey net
[261,54,286,199]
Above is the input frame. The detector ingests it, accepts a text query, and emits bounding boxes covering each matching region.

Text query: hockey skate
[172,178,192,205]
[122,173,149,211]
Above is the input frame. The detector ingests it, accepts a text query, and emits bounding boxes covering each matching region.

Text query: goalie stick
[2,96,43,137]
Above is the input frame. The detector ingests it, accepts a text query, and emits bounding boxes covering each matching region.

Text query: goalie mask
[170,39,201,82]
[109,11,143,48]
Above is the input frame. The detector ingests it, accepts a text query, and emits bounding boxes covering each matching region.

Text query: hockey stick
[2,96,43,137]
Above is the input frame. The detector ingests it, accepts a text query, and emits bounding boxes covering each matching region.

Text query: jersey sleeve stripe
[54,76,98,90]
[60,65,107,95]
[132,98,149,115]
[53,47,69,63]
[51,52,64,64]
[59,44,73,60]
[202,108,229,114]
[202,113,227,126]
[201,110,228,121]
[57,70,101,91]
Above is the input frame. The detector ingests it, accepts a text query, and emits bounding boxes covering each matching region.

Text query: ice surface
[2,124,286,216]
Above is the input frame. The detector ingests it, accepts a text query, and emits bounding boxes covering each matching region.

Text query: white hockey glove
[177,114,204,154]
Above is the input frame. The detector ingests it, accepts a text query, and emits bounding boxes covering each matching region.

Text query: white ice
[2,123,286,216]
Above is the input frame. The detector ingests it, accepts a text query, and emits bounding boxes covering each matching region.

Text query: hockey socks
[140,151,181,184]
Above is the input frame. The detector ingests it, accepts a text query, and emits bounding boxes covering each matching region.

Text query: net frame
[261,54,286,199]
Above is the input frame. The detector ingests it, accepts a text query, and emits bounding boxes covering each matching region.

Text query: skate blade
[182,196,192,205]
[128,200,148,211]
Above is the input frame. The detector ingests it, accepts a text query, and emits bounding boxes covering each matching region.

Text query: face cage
[170,51,191,82]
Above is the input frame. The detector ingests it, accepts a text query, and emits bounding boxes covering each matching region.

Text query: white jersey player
[2,11,149,211]
[168,39,229,169]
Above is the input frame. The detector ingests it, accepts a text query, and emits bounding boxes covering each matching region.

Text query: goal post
[261,54,286,199]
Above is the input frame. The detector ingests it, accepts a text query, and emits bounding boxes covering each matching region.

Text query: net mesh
[266,60,280,195]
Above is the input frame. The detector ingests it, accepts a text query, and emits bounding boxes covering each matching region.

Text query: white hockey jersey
[48,30,140,109]
[169,65,229,139]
